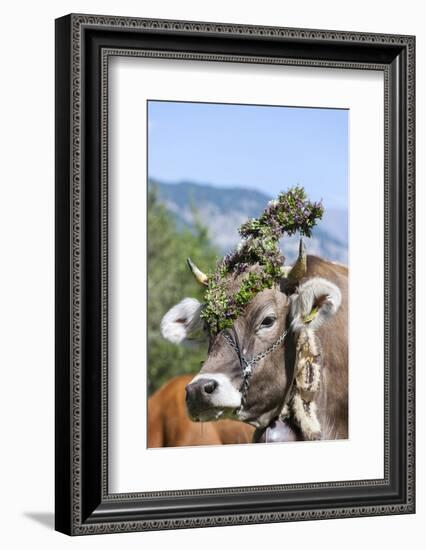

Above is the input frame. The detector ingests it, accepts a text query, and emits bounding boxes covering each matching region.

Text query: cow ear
[289,277,341,332]
[160,298,207,346]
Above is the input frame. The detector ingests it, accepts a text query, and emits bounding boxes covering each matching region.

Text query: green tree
[147,186,218,395]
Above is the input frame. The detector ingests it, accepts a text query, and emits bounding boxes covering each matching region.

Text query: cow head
[160,243,341,429]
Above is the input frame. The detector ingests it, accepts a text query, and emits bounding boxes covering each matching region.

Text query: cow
[160,243,348,442]
[148,374,254,447]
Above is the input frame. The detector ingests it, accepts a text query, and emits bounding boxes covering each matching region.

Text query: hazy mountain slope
[150,180,348,265]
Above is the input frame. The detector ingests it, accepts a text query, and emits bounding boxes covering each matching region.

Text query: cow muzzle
[185,373,242,422]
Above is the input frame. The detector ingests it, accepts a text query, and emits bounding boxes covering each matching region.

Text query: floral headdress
[188,186,324,333]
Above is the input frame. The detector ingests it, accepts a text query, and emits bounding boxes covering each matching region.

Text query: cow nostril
[203,380,218,394]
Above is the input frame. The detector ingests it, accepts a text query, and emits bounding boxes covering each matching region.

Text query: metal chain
[222,328,288,410]
[223,328,288,372]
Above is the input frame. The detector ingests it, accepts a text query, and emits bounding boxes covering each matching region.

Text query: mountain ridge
[150,179,348,264]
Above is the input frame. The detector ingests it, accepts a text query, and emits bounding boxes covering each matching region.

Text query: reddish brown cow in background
[148,375,254,447]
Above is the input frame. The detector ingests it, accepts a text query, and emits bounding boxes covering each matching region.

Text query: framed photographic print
[55,14,415,535]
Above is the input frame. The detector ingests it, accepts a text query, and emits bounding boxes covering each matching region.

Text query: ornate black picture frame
[55,13,415,535]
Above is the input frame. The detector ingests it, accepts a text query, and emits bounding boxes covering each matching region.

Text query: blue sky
[148,101,348,210]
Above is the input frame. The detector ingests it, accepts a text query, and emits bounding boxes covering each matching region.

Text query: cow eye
[259,315,276,329]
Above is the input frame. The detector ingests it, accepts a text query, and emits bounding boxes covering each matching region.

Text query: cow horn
[187,257,208,286]
[287,239,307,283]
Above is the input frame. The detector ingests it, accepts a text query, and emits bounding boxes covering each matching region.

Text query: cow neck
[252,346,298,443]
[253,327,323,443]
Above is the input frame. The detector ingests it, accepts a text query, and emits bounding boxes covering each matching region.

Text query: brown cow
[161,244,348,442]
[148,374,254,447]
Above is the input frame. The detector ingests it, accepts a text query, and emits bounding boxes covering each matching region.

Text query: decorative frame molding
[55,14,415,535]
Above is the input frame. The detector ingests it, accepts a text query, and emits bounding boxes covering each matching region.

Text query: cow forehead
[241,286,289,319]
[206,287,289,349]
